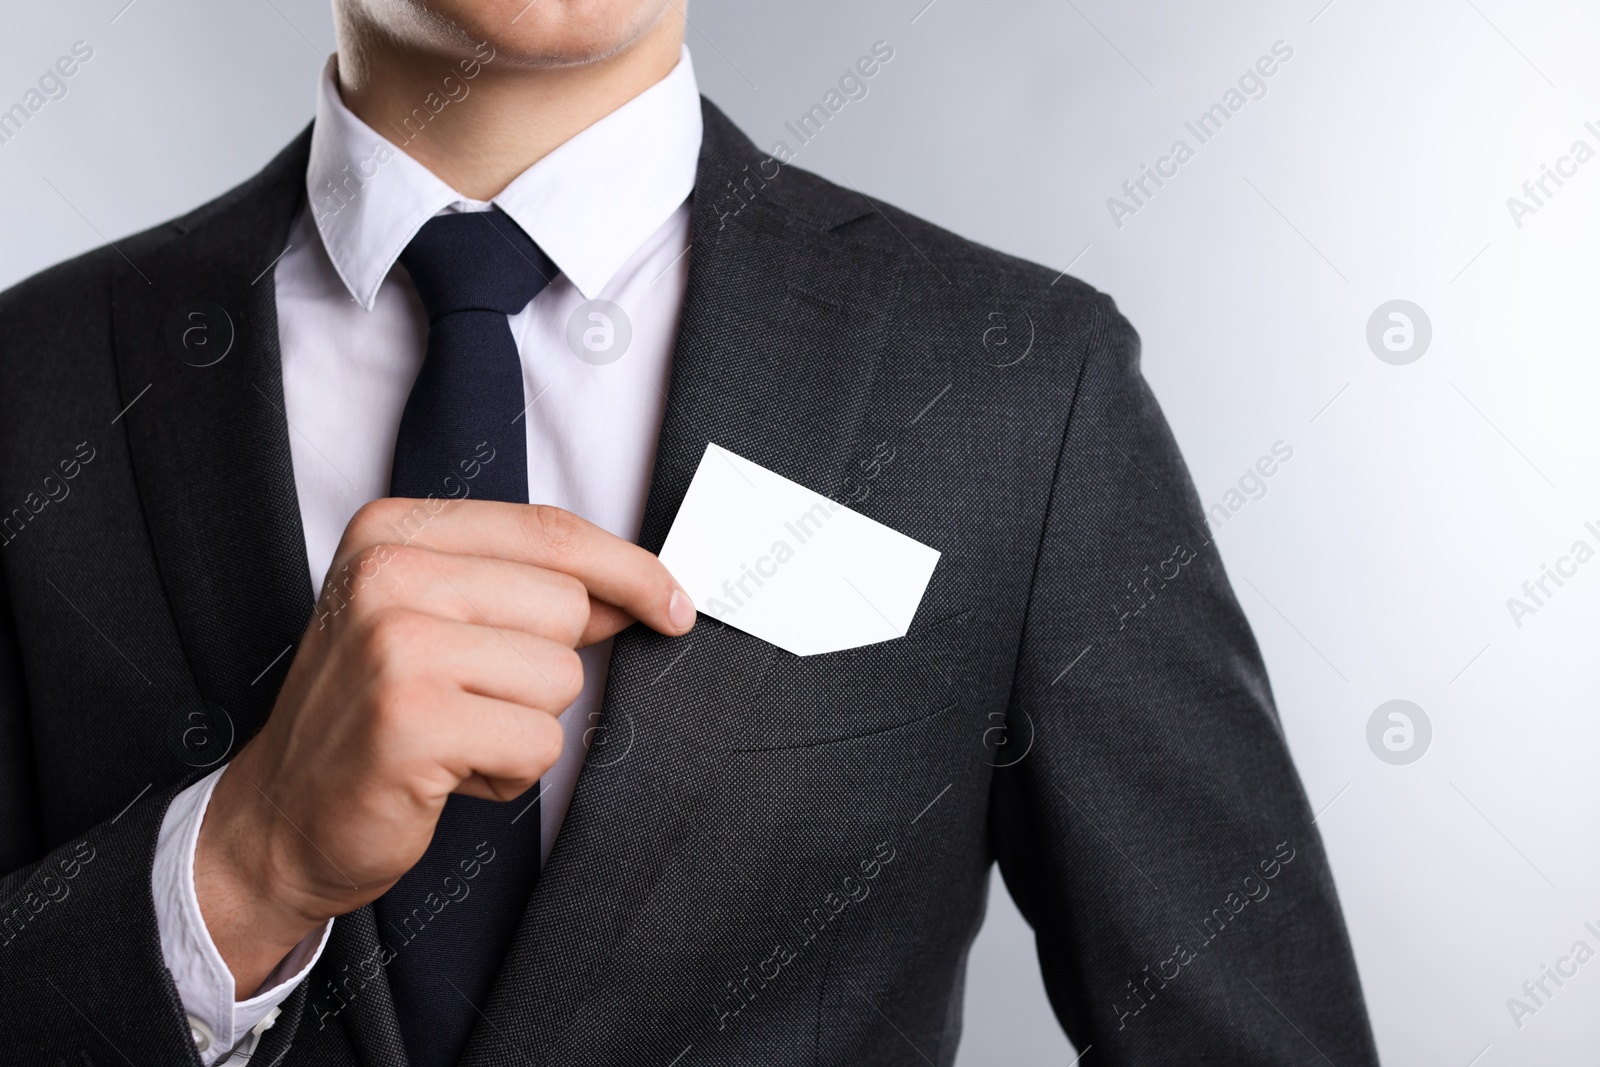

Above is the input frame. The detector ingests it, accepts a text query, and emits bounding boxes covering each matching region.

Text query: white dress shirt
[150,47,702,1064]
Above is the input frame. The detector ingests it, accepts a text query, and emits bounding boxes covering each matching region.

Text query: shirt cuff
[153,765,332,1065]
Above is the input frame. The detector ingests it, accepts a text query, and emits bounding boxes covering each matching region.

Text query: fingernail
[668,588,697,632]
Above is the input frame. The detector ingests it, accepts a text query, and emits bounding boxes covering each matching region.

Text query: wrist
[196,758,328,998]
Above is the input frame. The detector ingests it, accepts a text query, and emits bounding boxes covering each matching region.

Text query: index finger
[337,498,697,638]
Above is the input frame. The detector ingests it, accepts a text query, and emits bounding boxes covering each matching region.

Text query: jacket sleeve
[988,295,1381,1065]
[0,560,312,1067]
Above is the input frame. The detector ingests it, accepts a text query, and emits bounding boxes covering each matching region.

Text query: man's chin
[357,0,676,71]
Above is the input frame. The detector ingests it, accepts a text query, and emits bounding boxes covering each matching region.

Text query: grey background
[4,1,1599,1063]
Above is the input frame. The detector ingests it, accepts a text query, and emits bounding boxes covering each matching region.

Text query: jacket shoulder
[762,162,1133,375]
[767,162,1115,322]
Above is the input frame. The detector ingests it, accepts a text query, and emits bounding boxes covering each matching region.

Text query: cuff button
[188,1015,214,1053]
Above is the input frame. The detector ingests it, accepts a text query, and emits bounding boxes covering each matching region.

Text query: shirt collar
[305,46,702,310]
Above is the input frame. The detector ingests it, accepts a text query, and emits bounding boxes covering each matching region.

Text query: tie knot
[399,207,557,320]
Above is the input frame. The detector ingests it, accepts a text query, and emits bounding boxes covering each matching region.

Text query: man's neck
[333,14,684,201]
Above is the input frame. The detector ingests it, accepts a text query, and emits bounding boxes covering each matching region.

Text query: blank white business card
[659,444,940,656]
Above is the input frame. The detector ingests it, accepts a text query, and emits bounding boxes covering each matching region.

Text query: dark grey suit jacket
[0,100,1380,1066]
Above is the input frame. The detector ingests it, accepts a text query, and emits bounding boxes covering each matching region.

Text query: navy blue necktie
[374,207,556,1067]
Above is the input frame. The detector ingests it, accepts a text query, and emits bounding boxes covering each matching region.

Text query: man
[0,1,1381,1064]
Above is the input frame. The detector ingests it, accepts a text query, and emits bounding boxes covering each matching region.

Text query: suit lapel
[112,128,411,1064]
[461,101,906,1066]
[112,127,316,735]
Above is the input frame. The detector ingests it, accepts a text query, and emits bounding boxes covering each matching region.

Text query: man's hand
[193,499,696,997]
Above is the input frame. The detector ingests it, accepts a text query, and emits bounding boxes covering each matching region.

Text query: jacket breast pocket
[732,607,972,752]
